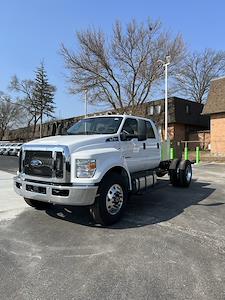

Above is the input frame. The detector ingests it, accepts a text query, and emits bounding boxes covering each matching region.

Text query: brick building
[203,76,225,156]
[145,97,209,142]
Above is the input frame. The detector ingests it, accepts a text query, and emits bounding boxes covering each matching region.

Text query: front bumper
[13,176,98,206]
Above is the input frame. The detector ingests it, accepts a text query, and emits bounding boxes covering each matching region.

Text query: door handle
[143,143,146,150]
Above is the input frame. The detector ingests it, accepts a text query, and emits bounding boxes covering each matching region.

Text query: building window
[148,106,154,115]
[186,105,190,114]
[155,105,161,114]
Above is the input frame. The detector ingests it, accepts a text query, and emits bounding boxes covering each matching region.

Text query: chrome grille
[24,151,53,178]
[20,145,70,183]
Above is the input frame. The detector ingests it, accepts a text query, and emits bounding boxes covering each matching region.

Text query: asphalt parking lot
[0,156,225,300]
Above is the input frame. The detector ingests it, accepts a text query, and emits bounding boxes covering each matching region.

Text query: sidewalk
[0,170,28,221]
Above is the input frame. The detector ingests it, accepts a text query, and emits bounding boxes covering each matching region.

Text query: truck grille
[24,150,63,178]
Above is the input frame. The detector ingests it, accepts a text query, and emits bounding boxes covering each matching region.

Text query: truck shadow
[45,178,218,229]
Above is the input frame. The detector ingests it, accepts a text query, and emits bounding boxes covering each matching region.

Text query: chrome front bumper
[13,176,98,206]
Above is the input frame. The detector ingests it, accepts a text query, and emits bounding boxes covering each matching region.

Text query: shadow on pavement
[45,179,217,229]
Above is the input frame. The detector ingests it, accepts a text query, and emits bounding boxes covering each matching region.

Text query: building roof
[203,77,225,115]
[147,97,209,127]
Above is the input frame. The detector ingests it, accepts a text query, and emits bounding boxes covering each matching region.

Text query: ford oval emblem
[30,159,43,167]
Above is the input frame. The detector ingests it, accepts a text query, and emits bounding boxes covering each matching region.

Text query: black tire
[24,198,51,210]
[90,173,128,226]
[169,159,180,186]
[178,160,192,187]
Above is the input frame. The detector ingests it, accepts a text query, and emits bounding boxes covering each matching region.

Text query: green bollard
[170,147,174,160]
[184,146,189,160]
[196,146,200,164]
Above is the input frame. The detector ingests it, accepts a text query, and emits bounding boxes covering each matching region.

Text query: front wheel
[24,198,52,210]
[90,173,128,226]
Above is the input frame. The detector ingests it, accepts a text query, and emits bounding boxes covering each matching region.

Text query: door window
[146,121,155,138]
[122,118,138,137]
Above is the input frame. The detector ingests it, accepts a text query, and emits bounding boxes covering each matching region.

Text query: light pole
[84,89,88,119]
[84,90,88,134]
[157,56,170,141]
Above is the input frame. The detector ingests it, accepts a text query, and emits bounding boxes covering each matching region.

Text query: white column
[84,90,87,134]
[85,90,88,118]
[165,63,168,141]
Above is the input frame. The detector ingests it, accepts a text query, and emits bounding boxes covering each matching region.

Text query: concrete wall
[5,116,83,142]
[5,106,149,142]
[210,113,225,155]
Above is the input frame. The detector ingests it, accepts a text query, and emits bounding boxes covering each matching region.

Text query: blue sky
[1,0,225,119]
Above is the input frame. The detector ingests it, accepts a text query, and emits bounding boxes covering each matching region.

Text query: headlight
[76,159,96,178]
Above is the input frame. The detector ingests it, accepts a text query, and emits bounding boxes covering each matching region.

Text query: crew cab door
[144,120,161,169]
[120,118,146,173]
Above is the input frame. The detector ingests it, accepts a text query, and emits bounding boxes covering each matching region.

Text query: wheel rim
[186,165,192,182]
[106,184,124,215]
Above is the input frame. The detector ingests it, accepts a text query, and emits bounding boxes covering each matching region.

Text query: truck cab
[14,115,192,225]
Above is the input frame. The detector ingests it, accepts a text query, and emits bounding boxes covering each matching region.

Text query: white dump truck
[14,115,192,225]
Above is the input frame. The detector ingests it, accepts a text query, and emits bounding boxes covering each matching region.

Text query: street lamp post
[157,56,170,141]
[85,90,88,119]
[84,90,88,134]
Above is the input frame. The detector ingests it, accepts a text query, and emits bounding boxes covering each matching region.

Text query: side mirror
[120,132,127,141]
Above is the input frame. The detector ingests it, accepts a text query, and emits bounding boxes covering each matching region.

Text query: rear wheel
[90,173,128,226]
[24,198,52,210]
[179,160,192,187]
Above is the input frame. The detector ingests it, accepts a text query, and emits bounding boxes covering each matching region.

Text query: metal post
[84,90,87,134]
[157,56,170,142]
[184,142,189,160]
[165,63,168,141]
[196,146,200,164]
[170,147,174,160]
[85,90,88,118]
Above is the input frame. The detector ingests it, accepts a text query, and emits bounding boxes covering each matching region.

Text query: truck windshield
[67,117,123,135]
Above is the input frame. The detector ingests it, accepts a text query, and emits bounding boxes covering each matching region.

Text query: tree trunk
[32,116,37,138]
[0,131,4,140]
[40,113,43,139]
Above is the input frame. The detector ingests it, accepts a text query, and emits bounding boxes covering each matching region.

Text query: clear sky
[1,0,225,119]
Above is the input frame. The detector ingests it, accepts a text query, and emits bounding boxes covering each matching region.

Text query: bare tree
[0,94,21,140]
[175,49,225,103]
[9,76,38,135]
[61,19,185,113]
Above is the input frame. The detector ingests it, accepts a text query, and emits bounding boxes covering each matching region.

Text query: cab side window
[122,118,138,136]
[146,121,155,138]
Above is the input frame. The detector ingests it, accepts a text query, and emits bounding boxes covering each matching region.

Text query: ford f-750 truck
[14,115,192,225]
